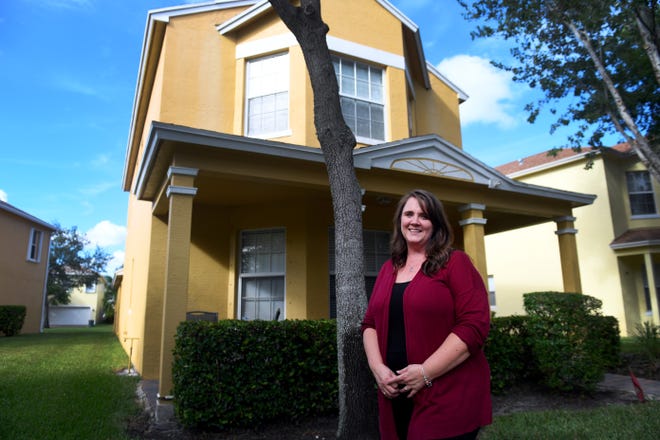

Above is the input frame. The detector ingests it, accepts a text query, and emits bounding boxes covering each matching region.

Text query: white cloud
[32,0,93,10]
[86,220,126,248]
[79,181,116,196]
[436,55,521,129]
[106,249,125,276]
[0,189,7,202]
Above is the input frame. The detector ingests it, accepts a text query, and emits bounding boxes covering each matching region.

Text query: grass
[0,324,140,440]
[480,401,660,439]
[1,326,659,440]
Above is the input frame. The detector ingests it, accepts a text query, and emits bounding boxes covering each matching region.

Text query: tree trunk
[633,3,660,85]
[268,1,379,438]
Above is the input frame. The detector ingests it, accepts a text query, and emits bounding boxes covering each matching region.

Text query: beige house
[48,275,108,326]
[487,144,660,335]
[0,200,55,334]
[116,0,595,397]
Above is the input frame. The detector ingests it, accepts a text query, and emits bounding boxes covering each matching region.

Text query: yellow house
[117,0,596,397]
[487,144,660,336]
[0,200,54,334]
[48,275,108,326]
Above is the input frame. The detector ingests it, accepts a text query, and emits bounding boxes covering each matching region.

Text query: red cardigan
[362,250,492,439]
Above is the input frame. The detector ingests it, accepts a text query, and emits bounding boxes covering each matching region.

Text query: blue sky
[0,0,620,274]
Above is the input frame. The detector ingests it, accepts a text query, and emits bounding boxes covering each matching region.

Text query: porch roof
[132,122,595,235]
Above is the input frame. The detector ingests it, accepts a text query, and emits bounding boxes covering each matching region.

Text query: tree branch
[633,3,660,85]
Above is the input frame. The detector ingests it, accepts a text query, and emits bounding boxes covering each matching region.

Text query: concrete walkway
[596,373,660,400]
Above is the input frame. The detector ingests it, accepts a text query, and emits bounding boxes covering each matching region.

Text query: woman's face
[400,196,433,248]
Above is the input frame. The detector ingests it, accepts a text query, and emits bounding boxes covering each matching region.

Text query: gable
[353,135,595,205]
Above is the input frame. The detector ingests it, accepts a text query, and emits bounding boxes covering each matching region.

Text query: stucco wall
[486,156,631,333]
[0,211,51,334]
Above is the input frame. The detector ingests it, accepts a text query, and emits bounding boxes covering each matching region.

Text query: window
[488,275,496,310]
[245,53,289,137]
[85,282,97,293]
[238,229,285,321]
[626,171,657,216]
[332,56,385,142]
[328,229,390,318]
[27,228,43,262]
[641,264,660,316]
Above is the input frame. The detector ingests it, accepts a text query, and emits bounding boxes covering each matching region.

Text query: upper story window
[626,171,657,216]
[245,53,289,138]
[27,228,43,262]
[332,56,385,143]
[238,229,285,321]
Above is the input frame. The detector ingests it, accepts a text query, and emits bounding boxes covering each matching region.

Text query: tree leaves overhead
[459,0,660,178]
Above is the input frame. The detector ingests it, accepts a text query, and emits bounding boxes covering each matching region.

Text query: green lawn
[0,325,140,440]
[1,325,659,439]
[480,401,660,439]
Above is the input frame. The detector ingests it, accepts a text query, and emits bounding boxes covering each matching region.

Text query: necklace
[408,264,416,273]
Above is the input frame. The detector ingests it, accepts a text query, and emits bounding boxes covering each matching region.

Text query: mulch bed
[127,353,658,439]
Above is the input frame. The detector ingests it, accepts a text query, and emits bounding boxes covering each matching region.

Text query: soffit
[138,123,595,235]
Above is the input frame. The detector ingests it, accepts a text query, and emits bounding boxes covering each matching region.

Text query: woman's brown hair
[391,189,454,276]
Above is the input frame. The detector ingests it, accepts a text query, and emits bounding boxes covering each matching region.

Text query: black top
[386,281,410,371]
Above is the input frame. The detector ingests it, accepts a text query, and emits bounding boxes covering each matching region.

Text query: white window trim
[235,34,404,70]
[244,52,290,139]
[626,170,658,217]
[334,56,387,143]
[237,228,286,321]
[27,228,43,263]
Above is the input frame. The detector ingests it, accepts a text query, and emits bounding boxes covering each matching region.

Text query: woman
[362,189,492,440]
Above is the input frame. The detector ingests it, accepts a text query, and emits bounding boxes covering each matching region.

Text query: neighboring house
[0,200,55,334]
[116,0,596,397]
[48,275,108,327]
[486,144,660,336]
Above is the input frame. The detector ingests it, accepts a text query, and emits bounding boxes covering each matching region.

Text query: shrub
[0,305,27,336]
[485,315,534,394]
[632,321,660,365]
[523,292,619,392]
[172,319,338,430]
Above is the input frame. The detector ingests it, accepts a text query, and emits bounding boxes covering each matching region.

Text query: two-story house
[0,200,55,334]
[116,0,596,397]
[48,275,108,327]
[487,144,660,336]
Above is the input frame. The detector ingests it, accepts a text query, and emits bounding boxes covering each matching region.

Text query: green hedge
[0,305,27,336]
[523,292,620,392]
[485,315,534,394]
[172,319,338,430]
[173,297,621,430]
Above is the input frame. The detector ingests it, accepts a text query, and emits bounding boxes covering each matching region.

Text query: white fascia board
[217,0,270,34]
[0,202,56,231]
[610,239,660,250]
[426,63,469,102]
[151,1,259,23]
[353,135,596,206]
[135,122,325,200]
[506,151,595,179]
[123,0,259,189]
[375,0,418,32]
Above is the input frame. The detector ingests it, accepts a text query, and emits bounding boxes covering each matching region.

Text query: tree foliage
[459,0,660,179]
[47,224,111,305]
[268,1,377,438]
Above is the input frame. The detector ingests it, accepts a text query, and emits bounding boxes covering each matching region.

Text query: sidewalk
[597,373,660,400]
[137,373,660,429]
